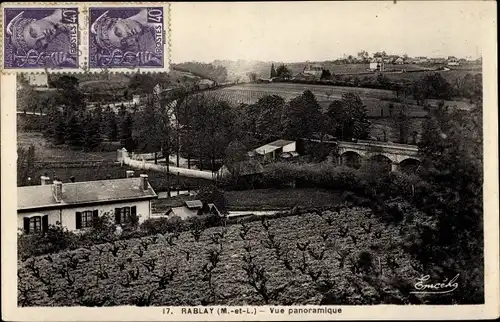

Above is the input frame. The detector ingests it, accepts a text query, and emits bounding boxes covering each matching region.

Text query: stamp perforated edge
[0,2,86,75]
[0,2,171,75]
[83,2,171,75]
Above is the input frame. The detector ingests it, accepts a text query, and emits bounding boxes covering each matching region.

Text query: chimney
[52,180,63,202]
[126,170,135,178]
[140,174,149,191]
[40,175,50,186]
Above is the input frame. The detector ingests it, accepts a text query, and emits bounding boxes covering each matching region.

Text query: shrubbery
[18,210,225,259]
[262,162,365,192]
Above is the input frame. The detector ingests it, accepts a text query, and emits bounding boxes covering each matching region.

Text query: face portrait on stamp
[3,8,79,69]
[89,7,164,68]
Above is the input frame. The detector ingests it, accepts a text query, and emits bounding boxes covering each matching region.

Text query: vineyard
[18,205,436,306]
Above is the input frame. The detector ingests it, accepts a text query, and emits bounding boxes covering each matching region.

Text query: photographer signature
[410,274,460,294]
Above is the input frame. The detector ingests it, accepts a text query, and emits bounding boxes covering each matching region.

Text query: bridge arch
[340,151,362,169]
[399,158,421,173]
[367,154,393,173]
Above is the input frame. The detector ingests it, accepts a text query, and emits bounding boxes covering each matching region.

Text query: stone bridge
[336,140,421,172]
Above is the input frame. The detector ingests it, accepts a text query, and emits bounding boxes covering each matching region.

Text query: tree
[43,108,65,145]
[373,51,387,58]
[392,104,411,144]
[326,93,371,140]
[253,95,286,139]
[64,112,83,146]
[82,112,102,151]
[357,50,370,63]
[247,72,258,82]
[320,69,332,80]
[224,140,249,183]
[119,108,134,150]
[413,73,453,102]
[417,102,483,303]
[103,106,118,141]
[282,90,323,140]
[196,185,228,214]
[17,145,36,186]
[276,64,292,79]
[270,63,277,78]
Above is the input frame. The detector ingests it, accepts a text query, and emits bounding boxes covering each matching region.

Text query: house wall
[17,199,151,232]
[282,142,296,153]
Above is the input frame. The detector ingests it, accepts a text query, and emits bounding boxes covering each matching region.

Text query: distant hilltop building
[369,58,385,72]
[447,56,460,66]
[302,64,323,78]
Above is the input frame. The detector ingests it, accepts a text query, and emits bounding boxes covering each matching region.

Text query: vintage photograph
[7,0,495,314]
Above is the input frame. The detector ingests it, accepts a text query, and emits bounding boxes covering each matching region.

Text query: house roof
[218,159,264,177]
[185,200,203,209]
[254,140,295,156]
[267,139,295,148]
[18,178,157,212]
[168,202,220,219]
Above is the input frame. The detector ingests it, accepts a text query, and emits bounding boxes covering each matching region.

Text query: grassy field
[230,62,432,80]
[224,188,342,210]
[18,206,432,306]
[18,132,117,162]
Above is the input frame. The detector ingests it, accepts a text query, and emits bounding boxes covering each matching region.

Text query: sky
[170,1,493,63]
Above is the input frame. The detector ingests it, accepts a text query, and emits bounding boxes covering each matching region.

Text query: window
[121,207,130,223]
[75,210,98,229]
[115,206,137,224]
[29,216,41,233]
[23,215,48,234]
[81,211,94,228]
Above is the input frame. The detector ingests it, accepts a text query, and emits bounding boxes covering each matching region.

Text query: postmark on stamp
[88,6,168,71]
[2,6,80,71]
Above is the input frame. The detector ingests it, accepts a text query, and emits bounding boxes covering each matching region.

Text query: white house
[198,79,215,90]
[17,175,157,234]
[369,60,385,72]
[394,57,405,65]
[252,139,297,162]
[447,57,460,66]
[302,64,323,78]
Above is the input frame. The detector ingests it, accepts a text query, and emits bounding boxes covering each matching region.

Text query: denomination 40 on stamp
[88,6,167,70]
[3,7,79,70]
[1,3,170,73]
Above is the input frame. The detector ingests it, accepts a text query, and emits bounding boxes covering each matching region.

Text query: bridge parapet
[337,140,421,164]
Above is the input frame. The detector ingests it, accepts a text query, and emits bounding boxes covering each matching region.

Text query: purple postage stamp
[89,7,166,69]
[3,7,79,70]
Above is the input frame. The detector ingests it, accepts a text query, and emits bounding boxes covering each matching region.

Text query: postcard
[1,1,498,321]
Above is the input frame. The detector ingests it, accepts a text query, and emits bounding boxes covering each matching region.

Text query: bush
[262,162,364,192]
[140,215,186,235]
[18,223,78,260]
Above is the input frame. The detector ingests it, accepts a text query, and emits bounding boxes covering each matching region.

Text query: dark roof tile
[18,178,157,211]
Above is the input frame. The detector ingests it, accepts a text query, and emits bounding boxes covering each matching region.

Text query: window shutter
[42,215,49,232]
[131,206,137,223]
[23,217,30,234]
[75,212,82,229]
[115,208,121,224]
[93,210,99,227]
